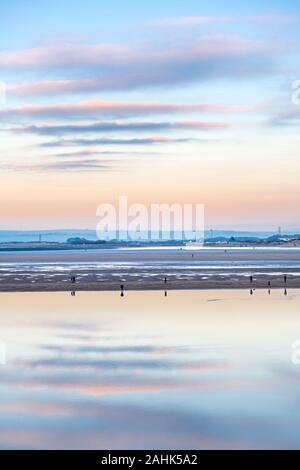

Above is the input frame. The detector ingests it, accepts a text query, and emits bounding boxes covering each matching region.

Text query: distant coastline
[1,228,300,244]
[1,231,300,253]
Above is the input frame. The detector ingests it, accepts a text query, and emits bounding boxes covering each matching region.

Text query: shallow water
[0,289,300,449]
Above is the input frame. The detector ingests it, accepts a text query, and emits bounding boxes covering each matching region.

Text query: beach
[0,247,300,292]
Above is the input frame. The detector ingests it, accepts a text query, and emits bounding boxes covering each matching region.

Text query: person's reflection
[164,290,168,297]
[120,284,125,297]
[71,291,76,297]
[284,288,287,296]
[250,289,253,295]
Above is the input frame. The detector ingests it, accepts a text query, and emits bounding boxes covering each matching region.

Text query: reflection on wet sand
[0,289,300,449]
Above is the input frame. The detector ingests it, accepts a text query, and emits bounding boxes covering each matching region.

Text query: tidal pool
[0,289,300,449]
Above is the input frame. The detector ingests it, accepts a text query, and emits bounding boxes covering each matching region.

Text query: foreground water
[0,289,300,449]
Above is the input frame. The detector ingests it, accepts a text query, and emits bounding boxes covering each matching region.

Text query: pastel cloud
[13,120,231,136]
[149,14,299,28]
[269,107,300,126]
[2,34,278,96]
[0,43,134,69]
[39,136,200,148]
[0,99,260,120]
[149,16,234,27]
[50,150,154,158]
[0,159,114,173]
[0,36,274,69]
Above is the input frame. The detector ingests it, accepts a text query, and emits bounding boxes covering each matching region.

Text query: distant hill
[0,230,98,243]
[0,229,299,244]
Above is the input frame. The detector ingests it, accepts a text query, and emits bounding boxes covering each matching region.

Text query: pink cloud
[0,99,261,120]
[11,120,232,136]
[0,37,272,70]
[149,16,233,27]
[148,14,300,28]
[1,35,278,97]
[0,43,135,69]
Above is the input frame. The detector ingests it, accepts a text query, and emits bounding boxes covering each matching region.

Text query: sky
[0,0,300,231]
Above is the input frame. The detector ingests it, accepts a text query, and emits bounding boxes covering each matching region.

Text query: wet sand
[0,248,300,292]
